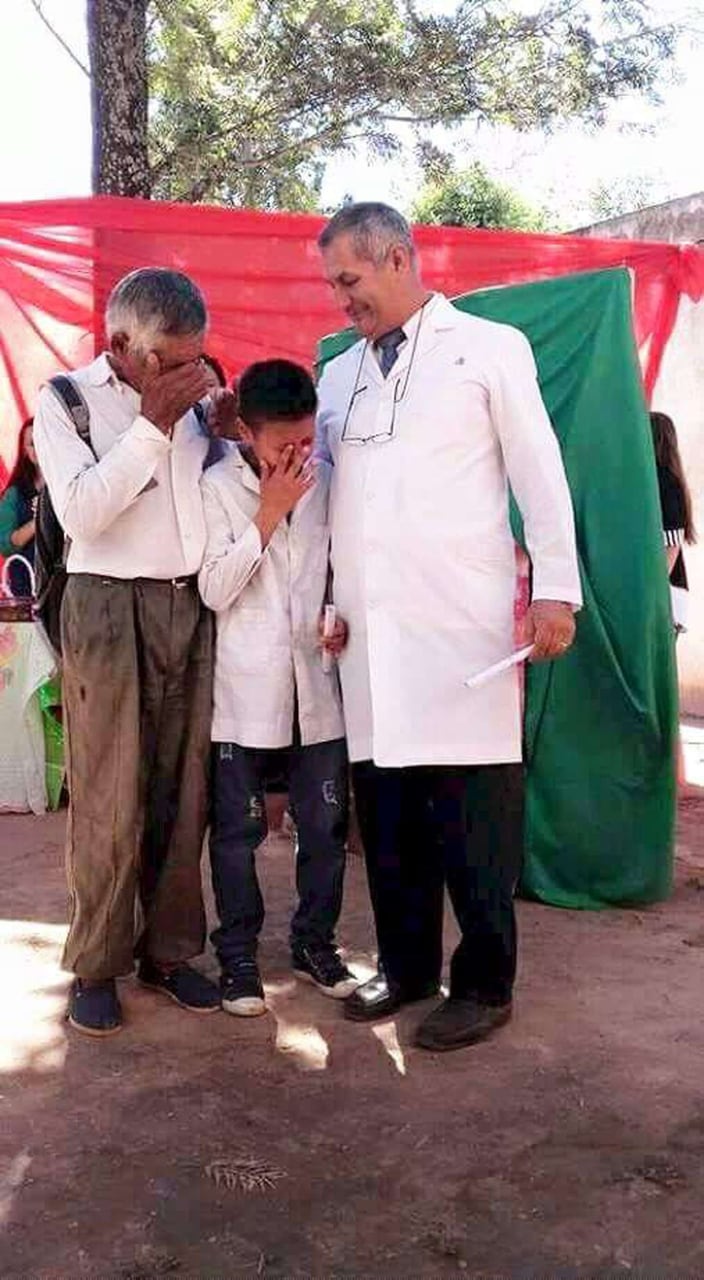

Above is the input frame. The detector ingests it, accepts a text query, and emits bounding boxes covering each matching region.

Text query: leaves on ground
[205,1156,286,1194]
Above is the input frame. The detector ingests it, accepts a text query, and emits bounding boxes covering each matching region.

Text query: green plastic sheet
[317,269,677,908]
[38,675,64,812]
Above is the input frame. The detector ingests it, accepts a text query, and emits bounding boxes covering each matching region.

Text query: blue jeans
[210,739,349,969]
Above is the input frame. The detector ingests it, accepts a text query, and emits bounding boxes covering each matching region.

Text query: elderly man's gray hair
[318,202,417,265]
[106,267,208,350]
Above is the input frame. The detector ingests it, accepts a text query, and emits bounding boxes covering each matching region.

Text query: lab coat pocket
[224,607,275,674]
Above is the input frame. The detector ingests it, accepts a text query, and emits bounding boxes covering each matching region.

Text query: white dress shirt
[316,293,582,768]
[199,447,345,748]
[33,353,208,579]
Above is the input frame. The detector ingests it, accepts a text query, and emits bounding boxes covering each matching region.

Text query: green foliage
[589,174,663,222]
[146,0,680,208]
[412,164,550,231]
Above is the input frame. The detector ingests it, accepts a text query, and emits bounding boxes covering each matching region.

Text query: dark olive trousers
[60,573,213,979]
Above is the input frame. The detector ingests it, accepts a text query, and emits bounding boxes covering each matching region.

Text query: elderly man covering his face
[34,267,233,1036]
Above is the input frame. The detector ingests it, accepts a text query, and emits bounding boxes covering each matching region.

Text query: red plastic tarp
[1,194,703,485]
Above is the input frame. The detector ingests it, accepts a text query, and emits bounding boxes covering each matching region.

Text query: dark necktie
[375,326,406,378]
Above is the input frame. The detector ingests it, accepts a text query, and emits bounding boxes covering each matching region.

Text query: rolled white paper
[321,604,337,674]
[464,645,534,690]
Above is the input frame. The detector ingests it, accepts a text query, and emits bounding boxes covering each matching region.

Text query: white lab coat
[198,447,344,749]
[316,293,582,767]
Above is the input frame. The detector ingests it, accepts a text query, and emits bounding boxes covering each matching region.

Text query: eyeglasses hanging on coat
[340,300,430,446]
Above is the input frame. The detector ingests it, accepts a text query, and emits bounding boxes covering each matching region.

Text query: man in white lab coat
[316,203,582,1052]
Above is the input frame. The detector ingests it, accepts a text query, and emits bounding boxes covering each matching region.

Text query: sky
[0,0,701,227]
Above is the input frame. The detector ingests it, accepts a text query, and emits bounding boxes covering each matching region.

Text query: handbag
[0,554,36,623]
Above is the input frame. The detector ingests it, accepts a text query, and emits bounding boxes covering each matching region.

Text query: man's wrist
[132,413,174,445]
[531,599,575,612]
[254,502,284,547]
[142,415,173,438]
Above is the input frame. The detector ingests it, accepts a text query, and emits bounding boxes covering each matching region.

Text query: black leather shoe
[67,978,122,1037]
[343,971,439,1023]
[415,997,512,1051]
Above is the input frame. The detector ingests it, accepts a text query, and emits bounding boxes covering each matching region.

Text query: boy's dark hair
[238,359,317,429]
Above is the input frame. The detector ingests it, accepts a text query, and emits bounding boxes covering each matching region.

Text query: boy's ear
[237,416,254,445]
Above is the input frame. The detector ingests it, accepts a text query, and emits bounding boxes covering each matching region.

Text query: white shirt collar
[82,351,118,387]
[84,352,139,401]
[372,292,442,366]
[401,292,443,341]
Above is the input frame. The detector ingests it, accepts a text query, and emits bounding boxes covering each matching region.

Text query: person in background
[650,411,696,634]
[202,352,227,393]
[199,359,357,1016]
[0,418,42,597]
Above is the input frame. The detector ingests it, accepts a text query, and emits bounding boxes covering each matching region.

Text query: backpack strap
[48,374,95,455]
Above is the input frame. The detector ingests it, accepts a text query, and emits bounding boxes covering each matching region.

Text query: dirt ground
[3,793,704,1280]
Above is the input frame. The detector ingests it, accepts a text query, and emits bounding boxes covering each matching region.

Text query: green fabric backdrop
[317,268,677,908]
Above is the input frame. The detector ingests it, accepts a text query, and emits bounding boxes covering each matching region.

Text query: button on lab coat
[316,294,582,768]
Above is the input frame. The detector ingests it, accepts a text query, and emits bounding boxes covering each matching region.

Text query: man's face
[110,330,206,392]
[239,415,314,475]
[321,232,411,341]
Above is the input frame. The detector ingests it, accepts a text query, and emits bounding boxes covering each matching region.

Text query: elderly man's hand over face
[521,599,576,662]
[142,356,210,436]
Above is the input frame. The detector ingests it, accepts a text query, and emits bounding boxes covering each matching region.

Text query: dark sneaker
[137,960,220,1013]
[292,944,359,1000]
[415,997,512,1052]
[221,958,267,1017]
[67,978,122,1037]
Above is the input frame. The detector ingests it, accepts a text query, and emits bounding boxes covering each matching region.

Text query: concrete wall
[576,192,704,243]
[578,195,704,716]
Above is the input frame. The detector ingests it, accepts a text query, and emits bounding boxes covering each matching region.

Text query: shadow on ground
[3,802,704,1279]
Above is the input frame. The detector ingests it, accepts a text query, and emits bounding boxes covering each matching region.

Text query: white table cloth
[0,620,57,814]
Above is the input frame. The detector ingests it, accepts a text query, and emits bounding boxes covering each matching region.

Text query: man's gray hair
[105,267,208,351]
[318,202,417,265]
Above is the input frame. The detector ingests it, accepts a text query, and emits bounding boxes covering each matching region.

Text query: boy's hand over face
[255,445,315,547]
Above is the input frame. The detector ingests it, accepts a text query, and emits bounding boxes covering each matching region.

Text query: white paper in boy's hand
[464,645,534,690]
[321,604,337,674]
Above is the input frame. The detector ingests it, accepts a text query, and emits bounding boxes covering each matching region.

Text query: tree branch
[28,0,90,76]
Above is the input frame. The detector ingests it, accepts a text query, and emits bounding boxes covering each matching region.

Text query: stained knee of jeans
[239,791,268,846]
[213,791,267,851]
[299,776,348,839]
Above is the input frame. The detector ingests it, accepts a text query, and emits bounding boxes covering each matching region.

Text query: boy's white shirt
[199,446,345,748]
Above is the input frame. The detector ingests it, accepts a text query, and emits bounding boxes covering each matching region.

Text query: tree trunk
[87,0,150,197]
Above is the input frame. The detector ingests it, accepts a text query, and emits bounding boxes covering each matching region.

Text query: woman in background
[201,352,227,392]
[650,411,696,635]
[0,418,42,597]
